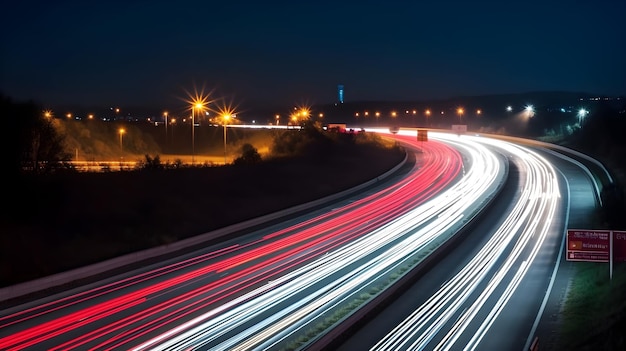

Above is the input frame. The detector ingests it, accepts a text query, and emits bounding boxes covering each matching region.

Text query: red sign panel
[614,231,626,263]
[566,229,610,262]
[417,129,428,142]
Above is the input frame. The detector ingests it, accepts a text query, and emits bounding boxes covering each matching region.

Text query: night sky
[2,0,625,110]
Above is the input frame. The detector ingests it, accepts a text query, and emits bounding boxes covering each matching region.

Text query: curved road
[0,136,477,350]
[0,130,598,351]
[333,130,599,351]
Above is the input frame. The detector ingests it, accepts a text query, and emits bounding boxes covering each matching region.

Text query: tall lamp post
[164,111,168,144]
[223,114,231,165]
[457,107,464,124]
[191,103,203,164]
[119,128,125,156]
[578,108,588,128]
[525,105,535,119]
[191,107,195,164]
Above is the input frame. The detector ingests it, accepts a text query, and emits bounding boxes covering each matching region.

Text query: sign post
[566,229,610,262]
[566,229,626,281]
[613,231,626,262]
[417,129,428,141]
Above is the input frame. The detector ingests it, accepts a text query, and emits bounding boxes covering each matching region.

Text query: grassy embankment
[554,133,626,351]
[1,129,404,289]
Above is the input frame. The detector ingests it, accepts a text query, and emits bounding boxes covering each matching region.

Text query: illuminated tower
[337,84,344,104]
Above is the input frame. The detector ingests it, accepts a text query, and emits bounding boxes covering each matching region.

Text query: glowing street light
[118,128,126,153]
[191,101,205,164]
[506,105,513,112]
[44,110,52,119]
[299,108,310,119]
[222,114,231,165]
[275,114,280,125]
[183,85,215,163]
[525,105,535,118]
[578,108,588,127]
[457,107,464,123]
[215,100,237,164]
[164,111,168,142]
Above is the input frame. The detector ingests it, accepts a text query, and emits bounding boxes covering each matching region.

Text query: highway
[0,134,501,350]
[333,129,597,351]
[0,129,599,351]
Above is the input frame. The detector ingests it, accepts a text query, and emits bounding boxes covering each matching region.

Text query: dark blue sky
[2,0,625,110]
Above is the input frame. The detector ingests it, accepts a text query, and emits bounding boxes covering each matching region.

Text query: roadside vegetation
[551,103,626,351]
[0,95,404,288]
[558,263,626,350]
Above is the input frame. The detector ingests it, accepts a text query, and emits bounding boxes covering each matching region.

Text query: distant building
[337,84,344,104]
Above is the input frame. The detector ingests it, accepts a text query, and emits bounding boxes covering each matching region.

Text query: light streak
[371,134,561,351]
[1,136,468,350]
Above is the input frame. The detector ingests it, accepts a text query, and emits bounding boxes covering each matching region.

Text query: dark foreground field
[1,139,405,288]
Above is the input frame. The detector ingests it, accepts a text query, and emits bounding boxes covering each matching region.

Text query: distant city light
[506,106,512,112]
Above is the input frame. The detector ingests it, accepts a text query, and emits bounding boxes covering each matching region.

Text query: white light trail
[372,134,560,351]
[134,132,506,350]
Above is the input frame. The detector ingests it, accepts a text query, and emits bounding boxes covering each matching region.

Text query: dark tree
[1,93,72,176]
[234,143,262,165]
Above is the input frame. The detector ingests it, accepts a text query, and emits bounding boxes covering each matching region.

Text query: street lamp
[164,111,168,143]
[457,107,464,123]
[525,105,535,118]
[191,101,204,164]
[118,128,125,153]
[425,109,431,126]
[222,114,231,165]
[578,108,588,127]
